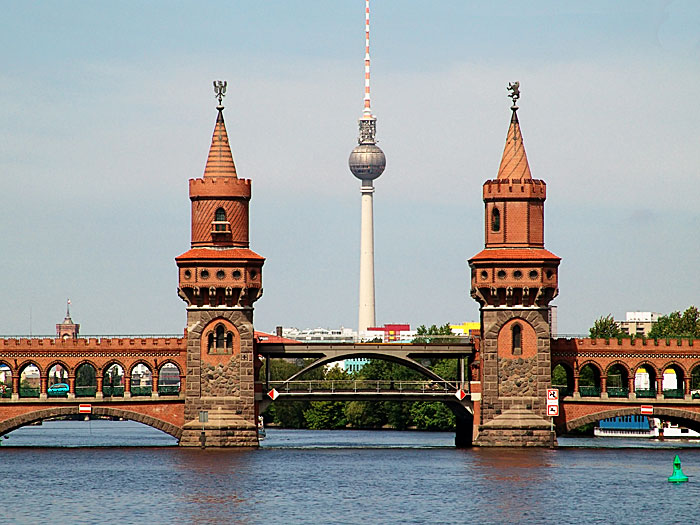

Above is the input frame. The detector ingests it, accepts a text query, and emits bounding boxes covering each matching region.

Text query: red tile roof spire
[496,107,532,181]
[204,82,237,178]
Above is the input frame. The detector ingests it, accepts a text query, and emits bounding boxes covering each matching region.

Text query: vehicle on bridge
[47,383,69,397]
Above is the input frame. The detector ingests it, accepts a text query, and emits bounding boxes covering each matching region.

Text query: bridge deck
[257,342,474,358]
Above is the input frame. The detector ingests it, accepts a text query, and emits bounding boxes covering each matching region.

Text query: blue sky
[1,1,698,336]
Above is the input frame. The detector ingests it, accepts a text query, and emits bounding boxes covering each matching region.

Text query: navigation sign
[78,404,92,414]
[547,404,559,416]
[267,388,279,401]
[640,405,654,415]
[454,389,467,401]
[547,388,559,401]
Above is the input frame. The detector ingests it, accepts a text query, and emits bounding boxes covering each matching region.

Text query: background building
[617,311,661,336]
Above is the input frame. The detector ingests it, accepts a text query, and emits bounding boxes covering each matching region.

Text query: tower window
[491,208,501,232]
[512,323,522,355]
[212,207,230,233]
[206,323,235,355]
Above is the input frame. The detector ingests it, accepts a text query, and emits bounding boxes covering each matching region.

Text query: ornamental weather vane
[213,80,227,106]
[507,81,520,109]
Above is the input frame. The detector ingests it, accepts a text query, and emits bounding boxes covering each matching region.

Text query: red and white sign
[547,388,559,401]
[640,405,654,415]
[78,404,92,414]
[454,389,467,401]
[547,404,559,416]
[267,388,279,401]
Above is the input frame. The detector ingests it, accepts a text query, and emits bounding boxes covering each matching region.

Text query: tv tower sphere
[349,141,386,181]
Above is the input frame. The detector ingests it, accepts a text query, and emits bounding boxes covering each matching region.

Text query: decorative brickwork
[470,99,558,447]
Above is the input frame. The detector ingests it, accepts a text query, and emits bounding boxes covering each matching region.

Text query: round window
[216,270,225,280]
[200,270,210,280]
[480,270,488,280]
[497,270,506,279]
[546,270,554,279]
[232,270,242,279]
[250,270,258,279]
[183,270,191,280]
[529,270,538,279]
[513,270,522,279]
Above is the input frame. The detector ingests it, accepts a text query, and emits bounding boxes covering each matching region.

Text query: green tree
[410,402,455,431]
[588,314,626,339]
[412,323,459,344]
[303,401,347,429]
[648,306,700,339]
[345,401,386,428]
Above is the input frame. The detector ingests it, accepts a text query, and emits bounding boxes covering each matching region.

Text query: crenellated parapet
[483,178,546,201]
[189,177,252,199]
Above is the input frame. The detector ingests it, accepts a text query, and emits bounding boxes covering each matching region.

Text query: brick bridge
[3,89,695,447]
[551,337,700,434]
[0,334,188,439]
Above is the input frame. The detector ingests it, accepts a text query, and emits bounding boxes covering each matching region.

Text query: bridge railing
[269,379,459,394]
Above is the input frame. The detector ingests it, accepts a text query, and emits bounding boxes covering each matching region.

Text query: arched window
[491,208,501,232]
[213,208,229,232]
[512,323,522,355]
[215,324,226,349]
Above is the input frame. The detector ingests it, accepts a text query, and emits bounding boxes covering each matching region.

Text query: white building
[618,311,662,336]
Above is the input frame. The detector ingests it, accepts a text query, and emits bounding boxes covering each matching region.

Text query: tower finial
[213,80,227,109]
[363,0,372,117]
[507,81,520,110]
[66,298,71,319]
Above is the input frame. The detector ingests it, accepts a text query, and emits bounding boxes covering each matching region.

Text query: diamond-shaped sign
[267,388,279,401]
[454,389,467,401]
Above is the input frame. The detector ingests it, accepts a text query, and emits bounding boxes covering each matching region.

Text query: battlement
[0,334,188,352]
[552,337,699,353]
[189,177,251,199]
[483,178,546,201]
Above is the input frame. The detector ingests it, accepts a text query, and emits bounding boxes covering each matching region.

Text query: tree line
[589,306,700,340]
[261,324,460,431]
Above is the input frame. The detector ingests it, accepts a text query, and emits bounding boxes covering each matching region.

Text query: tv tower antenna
[363,0,372,118]
[349,0,386,334]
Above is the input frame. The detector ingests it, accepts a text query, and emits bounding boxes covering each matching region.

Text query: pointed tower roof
[203,106,237,178]
[496,108,532,181]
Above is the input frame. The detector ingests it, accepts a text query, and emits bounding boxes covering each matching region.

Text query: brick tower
[468,83,560,446]
[176,81,264,447]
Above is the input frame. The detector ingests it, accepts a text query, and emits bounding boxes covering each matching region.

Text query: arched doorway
[606,364,629,397]
[75,363,97,397]
[19,364,41,398]
[579,363,601,397]
[130,363,153,396]
[0,363,12,398]
[552,363,573,397]
[158,363,181,395]
[634,365,657,398]
[662,365,685,399]
[103,363,125,397]
[691,365,700,399]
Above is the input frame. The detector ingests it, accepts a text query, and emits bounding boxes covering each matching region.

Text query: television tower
[349,0,386,333]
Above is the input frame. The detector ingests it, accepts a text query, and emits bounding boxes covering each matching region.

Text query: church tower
[469,83,560,446]
[176,81,264,446]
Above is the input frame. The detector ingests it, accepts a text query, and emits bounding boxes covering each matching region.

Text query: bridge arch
[74,359,99,374]
[18,360,43,376]
[45,359,70,376]
[128,360,154,376]
[604,360,631,377]
[158,360,182,375]
[0,406,182,440]
[281,353,453,385]
[565,406,700,434]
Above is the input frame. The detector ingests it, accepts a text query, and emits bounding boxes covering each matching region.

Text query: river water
[2,421,700,524]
